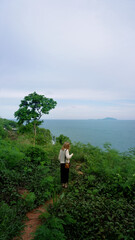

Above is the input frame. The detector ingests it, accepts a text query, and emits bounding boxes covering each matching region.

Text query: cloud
[0,87,134,102]
[1,87,135,121]
[0,89,30,99]
[44,102,135,120]
[1,0,135,64]
[0,0,135,119]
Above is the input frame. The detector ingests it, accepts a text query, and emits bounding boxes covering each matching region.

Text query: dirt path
[22,199,53,240]
[14,197,53,240]
[14,163,83,240]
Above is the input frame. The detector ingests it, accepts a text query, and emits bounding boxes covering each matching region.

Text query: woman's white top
[58,149,73,164]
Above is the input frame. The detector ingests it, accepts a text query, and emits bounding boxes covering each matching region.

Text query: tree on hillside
[14,92,57,145]
[56,134,71,145]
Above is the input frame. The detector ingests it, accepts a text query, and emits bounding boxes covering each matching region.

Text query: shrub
[0,118,17,130]
[0,201,24,240]
[34,213,66,240]
[49,175,135,240]
[0,125,8,138]
[36,128,52,145]
[22,192,36,209]
[56,134,71,145]
[25,145,49,165]
[0,140,25,170]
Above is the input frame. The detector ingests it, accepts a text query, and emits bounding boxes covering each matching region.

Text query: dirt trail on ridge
[14,162,83,240]
[14,198,53,240]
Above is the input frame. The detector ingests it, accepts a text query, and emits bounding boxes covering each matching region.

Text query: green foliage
[0,118,17,130]
[56,134,71,145]
[44,142,61,162]
[14,92,57,146]
[0,139,25,170]
[49,175,135,240]
[0,201,25,240]
[0,118,17,139]
[22,192,36,209]
[0,120,61,240]
[25,145,49,164]
[18,122,34,134]
[14,92,57,144]
[0,125,8,138]
[1,117,135,240]
[14,92,57,125]
[34,213,66,240]
[36,128,52,145]
[44,143,135,240]
[103,142,112,151]
[70,142,89,162]
[84,144,135,198]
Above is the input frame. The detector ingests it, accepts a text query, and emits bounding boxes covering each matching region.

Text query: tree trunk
[34,122,36,146]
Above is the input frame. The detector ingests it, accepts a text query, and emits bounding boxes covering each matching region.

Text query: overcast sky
[0,0,135,120]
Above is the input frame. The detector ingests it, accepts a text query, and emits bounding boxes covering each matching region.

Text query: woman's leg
[64,168,69,188]
[60,164,69,188]
[61,164,66,184]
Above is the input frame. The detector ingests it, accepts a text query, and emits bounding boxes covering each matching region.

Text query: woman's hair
[62,142,70,150]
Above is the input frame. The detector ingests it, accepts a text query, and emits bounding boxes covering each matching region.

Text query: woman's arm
[66,149,73,159]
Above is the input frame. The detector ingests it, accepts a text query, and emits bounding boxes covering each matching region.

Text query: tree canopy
[14,92,57,125]
[14,92,57,144]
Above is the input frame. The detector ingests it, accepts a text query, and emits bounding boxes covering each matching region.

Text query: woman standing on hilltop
[58,142,73,188]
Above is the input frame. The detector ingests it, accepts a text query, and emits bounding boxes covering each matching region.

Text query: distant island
[102,117,117,120]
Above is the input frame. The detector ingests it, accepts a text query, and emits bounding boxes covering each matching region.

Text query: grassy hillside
[0,118,135,240]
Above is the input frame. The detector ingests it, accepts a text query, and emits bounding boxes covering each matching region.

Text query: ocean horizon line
[7,118,135,121]
[41,118,135,121]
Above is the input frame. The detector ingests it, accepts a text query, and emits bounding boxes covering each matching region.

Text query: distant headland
[102,117,117,120]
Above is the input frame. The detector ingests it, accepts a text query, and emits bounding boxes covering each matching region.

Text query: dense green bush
[24,145,49,165]
[84,145,135,199]
[17,122,33,134]
[0,118,17,130]
[22,192,36,209]
[36,128,52,145]
[0,201,26,240]
[0,139,25,170]
[0,126,8,138]
[46,174,135,240]
[56,134,71,145]
[18,125,52,145]
[34,213,66,240]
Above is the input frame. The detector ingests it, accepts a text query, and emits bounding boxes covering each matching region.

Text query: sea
[41,120,135,153]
